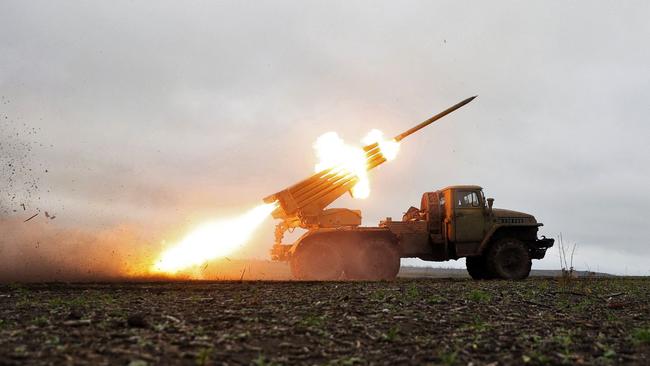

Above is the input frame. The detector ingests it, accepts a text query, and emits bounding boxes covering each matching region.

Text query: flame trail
[151,202,277,274]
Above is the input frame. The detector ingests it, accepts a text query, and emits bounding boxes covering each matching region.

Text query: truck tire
[486,238,532,280]
[290,238,344,280]
[343,237,400,281]
[466,256,490,280]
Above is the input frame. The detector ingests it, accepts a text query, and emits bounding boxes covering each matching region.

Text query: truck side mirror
[487,198,494,211]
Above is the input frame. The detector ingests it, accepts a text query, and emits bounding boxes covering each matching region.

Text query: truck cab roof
[439,185,483,192]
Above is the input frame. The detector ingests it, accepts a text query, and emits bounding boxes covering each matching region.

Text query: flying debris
[24,212,39,222]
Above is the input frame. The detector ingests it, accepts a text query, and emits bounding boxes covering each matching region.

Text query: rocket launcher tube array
[263,96,477,222]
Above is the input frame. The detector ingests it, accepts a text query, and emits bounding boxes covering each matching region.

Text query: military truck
[383,185,554,280]
[264,97,553,280]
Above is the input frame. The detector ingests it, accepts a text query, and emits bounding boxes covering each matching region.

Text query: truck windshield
[456,191,480,208]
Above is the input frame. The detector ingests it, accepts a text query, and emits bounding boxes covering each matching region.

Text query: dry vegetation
[1,278,649,365]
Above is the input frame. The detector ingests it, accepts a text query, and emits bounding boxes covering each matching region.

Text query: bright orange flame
[314,129,400,199]
[151,202,277,274]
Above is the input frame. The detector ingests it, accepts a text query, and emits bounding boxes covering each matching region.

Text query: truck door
[453,190,485,243]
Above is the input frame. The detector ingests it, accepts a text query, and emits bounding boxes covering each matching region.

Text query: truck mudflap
[529,236,555,259]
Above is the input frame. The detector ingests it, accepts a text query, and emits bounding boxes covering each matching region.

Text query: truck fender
[289,228,398,257]
[477,224,543,254]
[288,229,334,256]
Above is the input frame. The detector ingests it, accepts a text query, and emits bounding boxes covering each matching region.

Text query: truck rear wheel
[466,256,490,280]
[290,238,344,280]
[486,238,532,280]
[343,237,400,281]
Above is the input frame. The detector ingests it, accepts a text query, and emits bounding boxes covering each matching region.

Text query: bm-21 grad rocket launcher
[264,95,552,281]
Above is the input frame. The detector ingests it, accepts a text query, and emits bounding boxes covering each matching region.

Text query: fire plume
[313,129,400,199]
[151,202,277,274]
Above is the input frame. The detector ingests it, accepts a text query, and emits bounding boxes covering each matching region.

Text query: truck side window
[456,191,480,208]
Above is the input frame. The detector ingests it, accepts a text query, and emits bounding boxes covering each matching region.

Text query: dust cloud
[0,216,291,282]
[0,218,147,282]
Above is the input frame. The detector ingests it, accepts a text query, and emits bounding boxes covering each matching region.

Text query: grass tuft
[381,326,400,342]
[632,328,650,344]
[468,289,491,303]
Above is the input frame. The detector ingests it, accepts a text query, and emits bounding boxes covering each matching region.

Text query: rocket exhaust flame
[313,129,400,199]
[151,202,277,274]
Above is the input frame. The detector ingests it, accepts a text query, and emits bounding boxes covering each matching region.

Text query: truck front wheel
[486,238,532,280]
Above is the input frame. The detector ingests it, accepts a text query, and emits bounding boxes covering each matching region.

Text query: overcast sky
[1,1,649,278]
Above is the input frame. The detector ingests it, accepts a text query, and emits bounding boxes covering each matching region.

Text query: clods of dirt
[127,313,148,328]
[0,278,648,365]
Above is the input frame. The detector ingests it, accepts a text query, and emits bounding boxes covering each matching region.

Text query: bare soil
[1,278,649,365]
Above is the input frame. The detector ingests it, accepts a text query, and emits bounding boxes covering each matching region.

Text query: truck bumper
[530,236,554,259]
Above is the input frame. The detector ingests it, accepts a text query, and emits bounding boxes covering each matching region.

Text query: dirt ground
[1,278,649,365]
